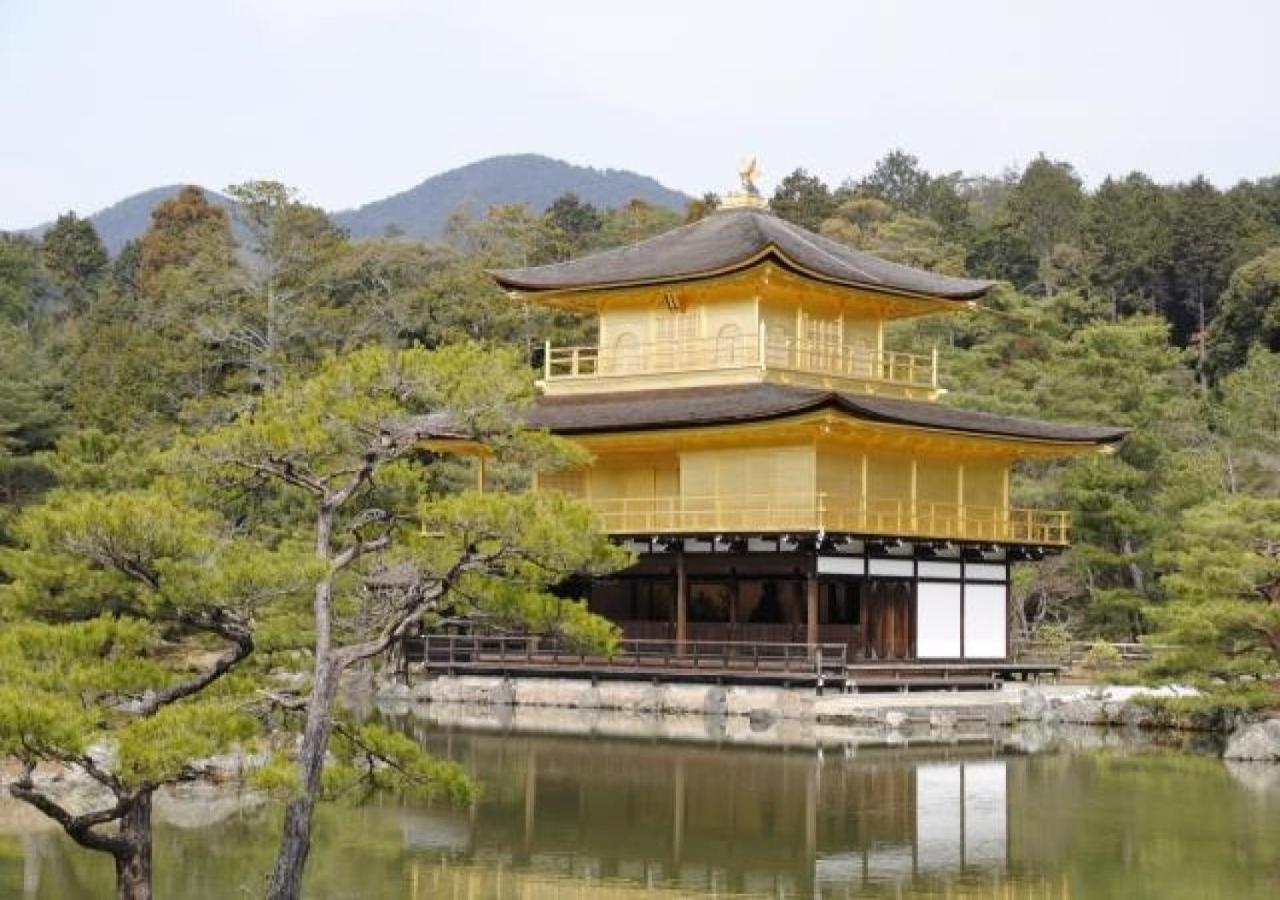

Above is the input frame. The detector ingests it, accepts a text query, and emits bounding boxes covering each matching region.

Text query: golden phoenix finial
[738,156,762,197]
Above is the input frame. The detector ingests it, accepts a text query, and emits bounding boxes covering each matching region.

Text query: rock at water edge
[1224,719,1280,761]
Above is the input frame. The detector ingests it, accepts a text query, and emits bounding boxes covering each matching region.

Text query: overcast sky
[3,0,1278,229]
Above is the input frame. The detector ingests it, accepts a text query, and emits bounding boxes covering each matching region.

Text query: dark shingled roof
[522,384,1127,445]
[492,207,993,299]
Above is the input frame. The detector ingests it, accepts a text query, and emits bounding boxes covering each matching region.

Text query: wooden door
[864,580,913,660]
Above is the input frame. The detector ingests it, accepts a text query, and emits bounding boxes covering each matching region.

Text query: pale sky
[3,0,1278,229]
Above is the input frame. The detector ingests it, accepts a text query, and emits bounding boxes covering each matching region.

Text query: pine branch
[9,765,131,855]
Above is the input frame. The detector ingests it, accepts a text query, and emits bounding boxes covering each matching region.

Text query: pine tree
[40,212,108,309]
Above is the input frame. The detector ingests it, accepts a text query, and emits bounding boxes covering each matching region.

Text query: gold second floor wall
[534,428,1071,544]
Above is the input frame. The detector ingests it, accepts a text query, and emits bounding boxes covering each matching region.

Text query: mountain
[332,154,691,239]
[20,185,239,256]
[11,155,692,253]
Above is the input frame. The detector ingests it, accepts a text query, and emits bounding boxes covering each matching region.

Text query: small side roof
[522,384,1128,445]
[492,207,993,300]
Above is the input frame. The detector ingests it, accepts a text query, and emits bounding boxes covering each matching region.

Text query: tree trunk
[1122,538,1145,594]
[114,792,153,900]
[265,658,341,900]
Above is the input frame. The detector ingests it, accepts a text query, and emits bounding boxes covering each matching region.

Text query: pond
[2,714,1278,898]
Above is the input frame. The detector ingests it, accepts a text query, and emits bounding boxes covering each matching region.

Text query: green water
[2,721,1278,899]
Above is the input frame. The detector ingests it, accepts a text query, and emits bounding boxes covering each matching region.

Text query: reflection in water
[3,720,1280,898]
[408,726,1014,896]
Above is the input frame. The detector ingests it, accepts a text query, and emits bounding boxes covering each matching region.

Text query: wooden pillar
[675,544,688,649]
[728,567,739,640]
[806,554,819,648]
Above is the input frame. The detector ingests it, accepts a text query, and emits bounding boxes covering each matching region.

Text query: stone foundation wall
[381,674,820,720]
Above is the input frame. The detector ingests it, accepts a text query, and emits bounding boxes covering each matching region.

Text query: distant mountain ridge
[13,155,692,254]
[19,185,241,255]
[334,154,690,238]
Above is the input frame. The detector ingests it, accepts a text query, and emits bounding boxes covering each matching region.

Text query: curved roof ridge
[491,208,993,300]
[487,210,715,281]
[758,214,882,284]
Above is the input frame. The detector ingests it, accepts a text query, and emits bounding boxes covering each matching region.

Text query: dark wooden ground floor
[586,548,1011,663]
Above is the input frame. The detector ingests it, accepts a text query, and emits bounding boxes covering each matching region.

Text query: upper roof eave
[490,208,994,301]
[493,246,992,304]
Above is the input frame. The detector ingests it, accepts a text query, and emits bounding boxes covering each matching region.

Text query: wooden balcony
[585,494,1070,546]
[542,333,938,395]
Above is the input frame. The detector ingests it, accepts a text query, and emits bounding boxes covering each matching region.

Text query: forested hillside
[2,150,1279,689]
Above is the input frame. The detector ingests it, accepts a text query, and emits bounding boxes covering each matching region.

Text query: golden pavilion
[479,172,1124,665]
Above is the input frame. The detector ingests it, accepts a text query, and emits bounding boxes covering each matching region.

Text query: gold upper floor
[535,263,967,400]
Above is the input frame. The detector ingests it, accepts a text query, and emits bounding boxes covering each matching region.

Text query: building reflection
[405,726,1010,895]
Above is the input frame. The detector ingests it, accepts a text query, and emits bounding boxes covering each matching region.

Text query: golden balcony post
[931,346,939,389]
[543,340,552,381]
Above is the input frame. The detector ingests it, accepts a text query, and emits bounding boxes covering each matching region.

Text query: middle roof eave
[524,383,1128,446]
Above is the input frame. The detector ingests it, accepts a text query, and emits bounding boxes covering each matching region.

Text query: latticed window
[801,313,841,370]
[538,469,585,496]
[653,306,696,368]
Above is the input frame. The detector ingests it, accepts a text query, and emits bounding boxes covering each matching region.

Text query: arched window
[715,323,742,365]
[612,332,640,373]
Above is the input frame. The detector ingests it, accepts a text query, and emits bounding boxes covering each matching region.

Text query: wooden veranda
[398,635,849,689]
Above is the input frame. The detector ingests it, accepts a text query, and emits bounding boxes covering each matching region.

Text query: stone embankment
[376,674,1280,756]
[375,674,1230,731]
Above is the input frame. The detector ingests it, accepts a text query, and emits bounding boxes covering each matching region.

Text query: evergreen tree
[40,212,109,307]
[183,343,625,899]
[1082,173,1173,317]
[1006,155,1085,294]
[1148,495,1280,680]
[856,149,931,213]
[0,490,301,900]
[769,168,835,230]
[1210,347,1280,495]
[0,323,62,522]
[1204,246,1280,377]
[1165,176,1243,345]
[0,234,41,325]
[543,192,603,255]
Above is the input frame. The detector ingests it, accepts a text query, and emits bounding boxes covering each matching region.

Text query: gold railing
[583,493,1070,545]
[543,334,937,389]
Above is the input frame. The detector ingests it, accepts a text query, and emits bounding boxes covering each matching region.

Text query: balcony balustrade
[583,493,1070,546]
[543,333,937,391]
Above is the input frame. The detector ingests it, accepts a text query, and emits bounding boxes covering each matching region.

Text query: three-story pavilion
[483,180,1124,664]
